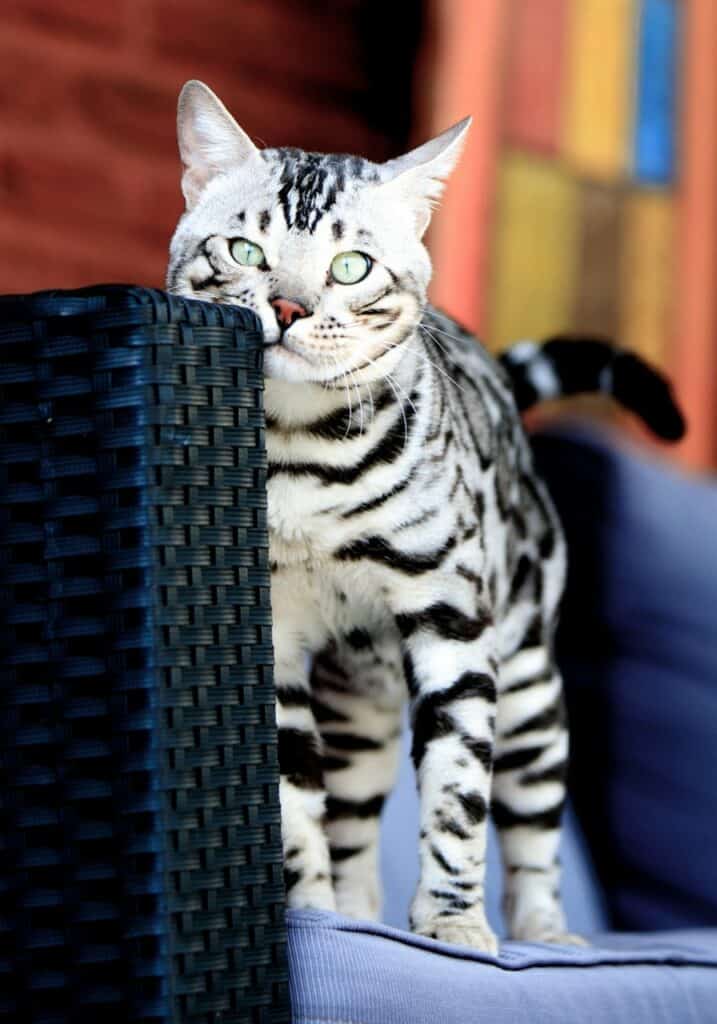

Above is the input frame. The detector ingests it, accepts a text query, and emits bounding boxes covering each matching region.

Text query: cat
[167,80,684,953]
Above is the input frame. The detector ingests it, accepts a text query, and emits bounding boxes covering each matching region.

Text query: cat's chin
[263,336,410,389]
[263,343,325,384]
[263,343,361,388]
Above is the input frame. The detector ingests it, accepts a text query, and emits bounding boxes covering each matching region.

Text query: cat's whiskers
[416,323,455,361]
[343,316,405,335]
[315,340,414,447]
[352,368,367,437]
[341,359,361,440]
[323,351,363,438]
[307,326,463,414]
[322,350,371,439]
[365,379,376,424]
[379,372,409,447]
[417,322,453,359]
[344,347,417,449]
[409,331,467,395]
[336,352,354,439]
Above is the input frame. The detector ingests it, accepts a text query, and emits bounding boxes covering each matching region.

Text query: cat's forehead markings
[267,147,380,234]
[356,228,376,246]
[258,209,271,233]
[234,210,245,226]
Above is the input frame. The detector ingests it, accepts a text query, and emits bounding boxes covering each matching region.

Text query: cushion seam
[289,926,717,971]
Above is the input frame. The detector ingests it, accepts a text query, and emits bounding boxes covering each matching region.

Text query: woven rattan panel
[0,286,289,1023]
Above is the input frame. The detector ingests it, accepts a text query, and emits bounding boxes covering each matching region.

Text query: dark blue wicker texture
[0,286,288,1023]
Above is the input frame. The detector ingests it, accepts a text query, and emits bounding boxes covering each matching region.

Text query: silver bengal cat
[167,81,683,952]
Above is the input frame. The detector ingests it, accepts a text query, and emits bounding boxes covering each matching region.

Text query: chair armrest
[0,286,289,1023]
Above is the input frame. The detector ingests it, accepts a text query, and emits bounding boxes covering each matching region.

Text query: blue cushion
[533,427,717,930]
[288,910,717,1024]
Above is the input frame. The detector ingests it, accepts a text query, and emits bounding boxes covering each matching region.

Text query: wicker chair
[0,286,289,1023]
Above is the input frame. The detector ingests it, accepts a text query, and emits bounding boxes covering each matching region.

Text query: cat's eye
[230,237,265,267]
[330,251,372,285]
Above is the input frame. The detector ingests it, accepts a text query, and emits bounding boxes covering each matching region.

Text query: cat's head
[167,80,469,387]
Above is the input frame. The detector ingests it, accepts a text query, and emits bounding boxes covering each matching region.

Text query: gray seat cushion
[289,910,717,1024]
[533,428,717,929]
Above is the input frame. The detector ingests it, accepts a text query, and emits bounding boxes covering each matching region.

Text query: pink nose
[271,297,309,329]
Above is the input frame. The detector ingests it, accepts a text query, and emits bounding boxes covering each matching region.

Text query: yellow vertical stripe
[563,0,636,179]
[488,153,580,352]
[619,189,673,368]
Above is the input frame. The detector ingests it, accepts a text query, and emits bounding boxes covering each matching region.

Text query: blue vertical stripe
[634,0,680,185]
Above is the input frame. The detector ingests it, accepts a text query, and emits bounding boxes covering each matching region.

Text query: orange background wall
[1,0,714,469]
[0,0,416,293]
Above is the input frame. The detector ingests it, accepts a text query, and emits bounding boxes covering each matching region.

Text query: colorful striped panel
[634,0,680,184]
[563,0,636,179]
[424,0,507,335]
[619,189,673,368]
[489,153,579,352]
[673,0,717,468]
[504,0,568,155]
[574,182,623,339]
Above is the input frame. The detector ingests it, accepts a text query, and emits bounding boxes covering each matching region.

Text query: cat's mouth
[264,337,362,385]
[262,331,410,388]
[263,337,320,382]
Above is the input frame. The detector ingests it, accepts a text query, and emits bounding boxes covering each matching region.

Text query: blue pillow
[533,427,717,930]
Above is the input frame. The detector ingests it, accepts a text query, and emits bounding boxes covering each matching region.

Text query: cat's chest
[270,544,396,661]
[267,473,344,563]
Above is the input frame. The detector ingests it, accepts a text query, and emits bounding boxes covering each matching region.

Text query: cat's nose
[271,297,310,329]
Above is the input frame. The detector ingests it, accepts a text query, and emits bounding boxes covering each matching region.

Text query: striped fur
[167,81,588,952]
[501,336,685,441]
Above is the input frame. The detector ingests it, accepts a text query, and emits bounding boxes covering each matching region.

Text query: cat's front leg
[394,584,500,954]
[311,635,404,921]
[272,577,336,912]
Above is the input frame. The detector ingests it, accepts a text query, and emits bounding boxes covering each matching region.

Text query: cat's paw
[414,915,499,955]
[546,932,588,947]
[334,882,381,922]
[516,927,589,947]
[510,909,588,947]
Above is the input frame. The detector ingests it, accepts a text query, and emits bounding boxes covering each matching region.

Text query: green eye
[230,237,265,267]
[330,251,372,285]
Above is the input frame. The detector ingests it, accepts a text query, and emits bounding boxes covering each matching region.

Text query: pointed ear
[381,117,471,236]
[177,80,261,210]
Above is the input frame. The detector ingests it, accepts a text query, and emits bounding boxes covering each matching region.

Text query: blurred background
[0,0,713,468]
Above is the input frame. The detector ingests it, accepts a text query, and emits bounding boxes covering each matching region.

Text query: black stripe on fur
[336,534,456,575]
[491,798,565,831]
[267,396,417,484]
[325,794,386,820]
[395,602,492,642]
[278,728,323,789]
[493,745,545,773]
[411,672,496,768]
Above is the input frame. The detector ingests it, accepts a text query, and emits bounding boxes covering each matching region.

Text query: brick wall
[0,0,420,293]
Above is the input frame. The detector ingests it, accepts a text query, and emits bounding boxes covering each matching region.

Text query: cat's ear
[177,80,261,210]
[380,117,471,236]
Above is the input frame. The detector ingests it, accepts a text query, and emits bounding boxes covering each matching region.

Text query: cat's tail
[499,335,686,441]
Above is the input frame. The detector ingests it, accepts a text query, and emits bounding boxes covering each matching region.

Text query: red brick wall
[0,0,419,293]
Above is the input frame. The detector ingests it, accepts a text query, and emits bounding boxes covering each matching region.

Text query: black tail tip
[613,353,687,442]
